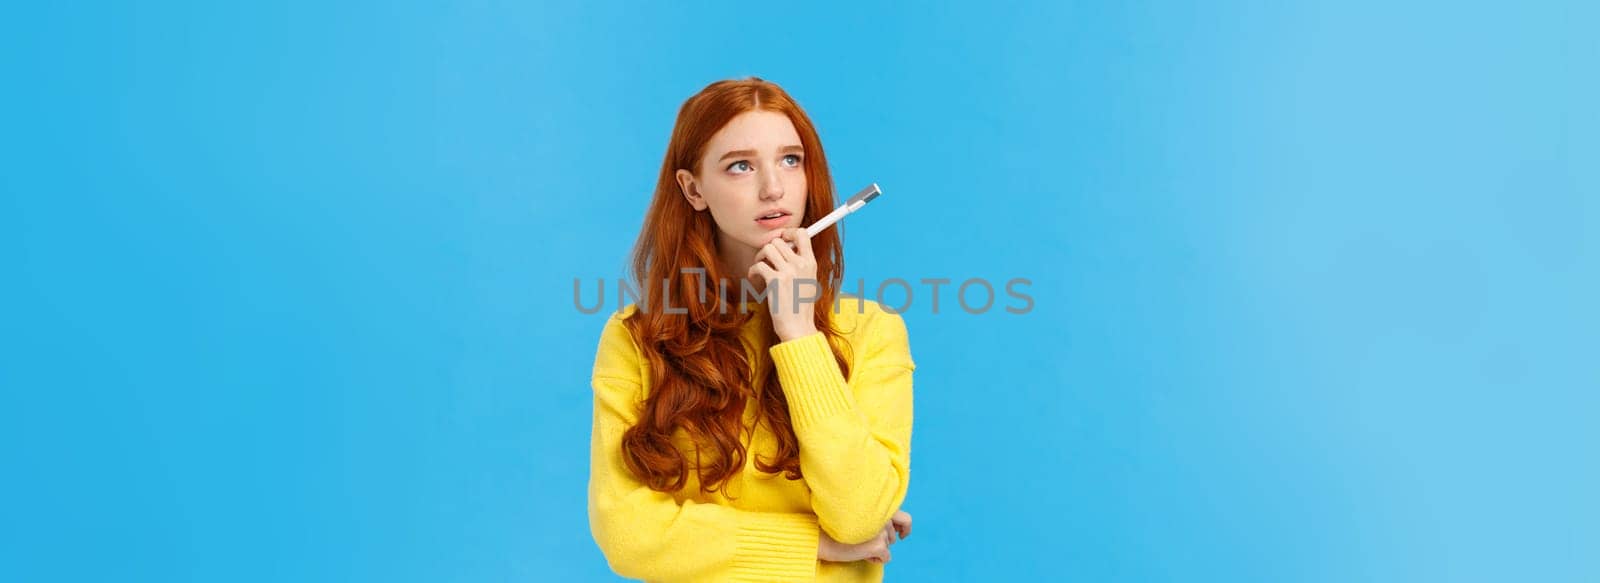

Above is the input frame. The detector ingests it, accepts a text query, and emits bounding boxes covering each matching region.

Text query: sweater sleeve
[587,311,822,582]
[768,305,916,545]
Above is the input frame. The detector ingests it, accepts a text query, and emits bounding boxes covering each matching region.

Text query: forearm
[769,331,914,544]
[588,483,820,580]
[792,406,911,543]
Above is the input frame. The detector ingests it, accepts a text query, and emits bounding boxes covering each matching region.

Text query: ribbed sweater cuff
[733,512,819,581]
[769,332,855,428]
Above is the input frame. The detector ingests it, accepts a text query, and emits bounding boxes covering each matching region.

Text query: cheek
[787,172,808,205]
[699,182,753,229]
[697,181,738,215]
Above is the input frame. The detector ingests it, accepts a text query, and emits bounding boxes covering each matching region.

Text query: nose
[758,166,785,201]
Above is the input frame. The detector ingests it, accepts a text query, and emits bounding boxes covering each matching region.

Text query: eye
[782,154,803,167]
[726,160,753,174]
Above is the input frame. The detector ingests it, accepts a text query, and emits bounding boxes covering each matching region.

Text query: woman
[587,77,915,582]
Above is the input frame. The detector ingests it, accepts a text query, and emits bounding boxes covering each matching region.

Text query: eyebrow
[718,145,805,162]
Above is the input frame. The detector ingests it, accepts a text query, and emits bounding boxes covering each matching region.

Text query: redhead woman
[587,77,915,582]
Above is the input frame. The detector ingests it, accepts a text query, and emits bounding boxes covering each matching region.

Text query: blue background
[4,1,1596,581]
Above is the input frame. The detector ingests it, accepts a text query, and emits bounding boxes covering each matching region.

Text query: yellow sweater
[588,297,915,582]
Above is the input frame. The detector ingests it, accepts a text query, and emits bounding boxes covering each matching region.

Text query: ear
[675,169,708,211]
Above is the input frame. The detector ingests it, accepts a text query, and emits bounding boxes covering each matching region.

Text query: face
[676,110,809,253]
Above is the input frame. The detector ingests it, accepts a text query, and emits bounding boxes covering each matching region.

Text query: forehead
[704,110,801,155]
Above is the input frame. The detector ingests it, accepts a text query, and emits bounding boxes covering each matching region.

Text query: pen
[804,183,883,238]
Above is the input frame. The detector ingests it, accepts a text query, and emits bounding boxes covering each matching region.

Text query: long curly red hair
[621,77,853,495]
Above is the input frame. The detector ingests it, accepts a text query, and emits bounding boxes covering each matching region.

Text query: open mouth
[755,210,792,228]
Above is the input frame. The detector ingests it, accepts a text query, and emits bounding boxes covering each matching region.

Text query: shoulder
[592,304,643,382]
[597,303,640,342]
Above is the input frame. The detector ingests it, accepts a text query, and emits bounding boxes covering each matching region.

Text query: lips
[755,209,792,229]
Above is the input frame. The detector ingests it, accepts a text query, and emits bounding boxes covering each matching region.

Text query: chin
[741,231,771,249]
[722,223,784,252]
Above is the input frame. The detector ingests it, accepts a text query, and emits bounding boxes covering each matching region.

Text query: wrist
[776,323,818,343]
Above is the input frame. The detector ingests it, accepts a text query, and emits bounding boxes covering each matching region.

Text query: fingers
[746,261,777,282]
[767,235,799,263]
[782,227,814,259]
[865,530,892,564]
[755,239,794,270]
[892,510,913,539]
[862,512,913,566]
[752,229,815,280]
